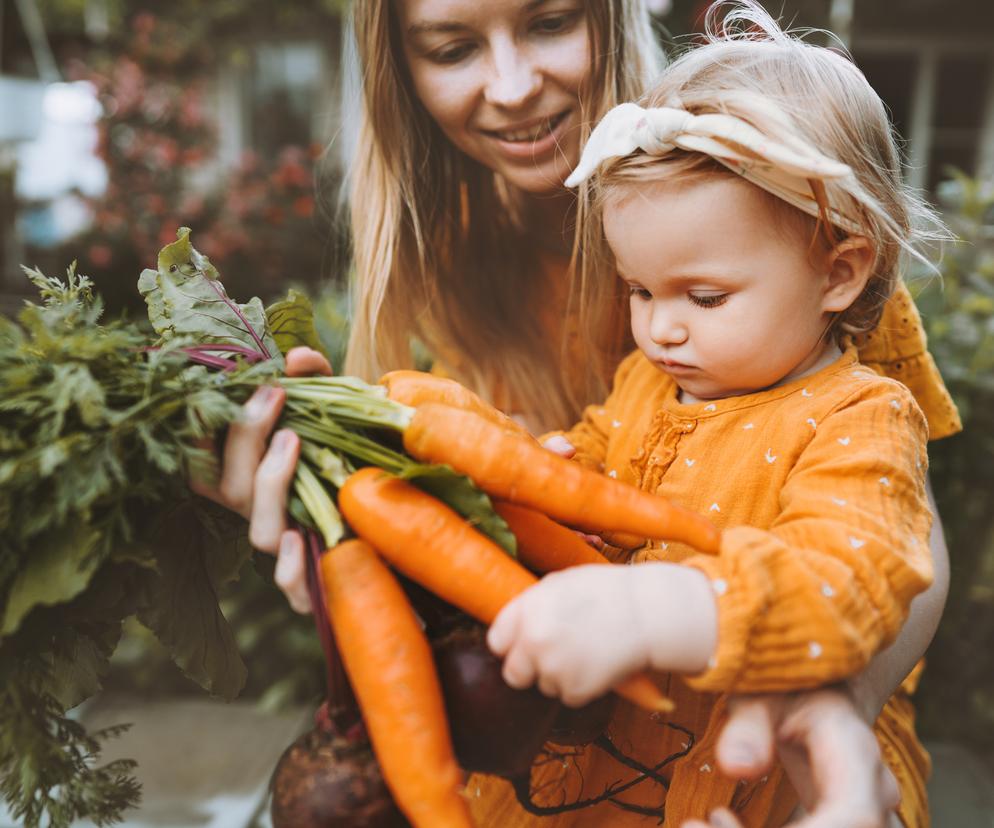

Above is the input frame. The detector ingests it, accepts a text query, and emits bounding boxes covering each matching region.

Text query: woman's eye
[531,12,579,35]
[629,286,652,301]
[431,42,476,64]
[688,293,728,308]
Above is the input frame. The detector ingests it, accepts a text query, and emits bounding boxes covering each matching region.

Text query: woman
[197,1,957,824]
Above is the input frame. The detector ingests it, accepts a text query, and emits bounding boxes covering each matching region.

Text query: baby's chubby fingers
[501,645,540,691]
[487,598,541,689]
[486,595,524,656]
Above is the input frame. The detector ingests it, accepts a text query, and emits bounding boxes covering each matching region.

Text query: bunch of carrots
[311,370,722,828]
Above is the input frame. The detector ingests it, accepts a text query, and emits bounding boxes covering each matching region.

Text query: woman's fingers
[248,429,300,553]
[681,809,742,828]
[274,530,312,614]
[218,385,286,517]
[716,695,779,778]
[286,346,333,377]
[778,691,898,828]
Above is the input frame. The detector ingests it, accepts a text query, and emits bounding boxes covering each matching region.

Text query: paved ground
[1,698,992,827]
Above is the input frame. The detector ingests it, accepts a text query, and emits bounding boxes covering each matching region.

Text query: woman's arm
[847,474,949,720]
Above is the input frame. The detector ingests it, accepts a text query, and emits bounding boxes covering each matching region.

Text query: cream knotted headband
[565,102,862,235]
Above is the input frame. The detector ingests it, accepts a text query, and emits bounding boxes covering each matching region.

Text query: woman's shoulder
[854,280,962,440]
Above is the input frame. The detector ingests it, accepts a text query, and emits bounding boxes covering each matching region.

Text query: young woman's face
[398,0,591,194]
[604,176,838,402]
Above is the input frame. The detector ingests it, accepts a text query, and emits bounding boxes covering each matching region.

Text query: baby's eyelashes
[688,292,728,309]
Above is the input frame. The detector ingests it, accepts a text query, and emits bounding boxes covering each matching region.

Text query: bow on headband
[566,102,861,234]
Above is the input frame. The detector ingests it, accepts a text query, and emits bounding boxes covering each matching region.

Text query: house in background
[848,0,994,195]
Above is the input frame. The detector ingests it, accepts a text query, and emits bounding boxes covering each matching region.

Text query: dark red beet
[433,625,560,777]
[546,694,617,746]
[270,725,409,828]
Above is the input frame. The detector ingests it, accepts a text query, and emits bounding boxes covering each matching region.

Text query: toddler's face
[603,175,836,402]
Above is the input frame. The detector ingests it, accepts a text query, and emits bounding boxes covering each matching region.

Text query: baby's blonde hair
[574,0,946,356]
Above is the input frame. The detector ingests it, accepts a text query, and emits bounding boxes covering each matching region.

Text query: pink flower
[88,244,113,268]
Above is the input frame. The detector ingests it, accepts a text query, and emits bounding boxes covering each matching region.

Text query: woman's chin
[498,157,576,196]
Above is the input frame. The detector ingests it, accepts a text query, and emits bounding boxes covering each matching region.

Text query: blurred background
[1,0,993,825]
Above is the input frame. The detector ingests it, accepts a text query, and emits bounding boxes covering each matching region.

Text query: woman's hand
[681,688,901,828]
[189,346,332,613]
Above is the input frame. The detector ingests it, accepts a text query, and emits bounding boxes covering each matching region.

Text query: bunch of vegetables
[0,229,720,828]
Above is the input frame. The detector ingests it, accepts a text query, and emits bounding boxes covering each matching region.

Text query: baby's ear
[821,236,874,314]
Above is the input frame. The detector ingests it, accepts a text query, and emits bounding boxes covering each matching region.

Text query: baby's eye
[688,292,728,309]
[628,286,652,301]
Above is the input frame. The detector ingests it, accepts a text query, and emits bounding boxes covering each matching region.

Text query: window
[854,38,994,195]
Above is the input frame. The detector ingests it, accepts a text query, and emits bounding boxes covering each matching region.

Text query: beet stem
[511,723,695,818]
[303,527,359,728]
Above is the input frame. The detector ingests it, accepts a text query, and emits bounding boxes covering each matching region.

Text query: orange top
[457,268,957,827]
[469,346,935,828]
[566,345,933,692]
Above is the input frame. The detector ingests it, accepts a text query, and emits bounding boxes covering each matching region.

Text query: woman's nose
[484,39,542,109]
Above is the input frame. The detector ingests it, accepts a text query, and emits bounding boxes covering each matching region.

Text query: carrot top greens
[0,229,512,828]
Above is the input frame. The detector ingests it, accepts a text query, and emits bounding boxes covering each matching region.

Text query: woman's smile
[481,109,573,160]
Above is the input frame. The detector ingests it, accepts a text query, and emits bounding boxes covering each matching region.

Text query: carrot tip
[647,696,676,713]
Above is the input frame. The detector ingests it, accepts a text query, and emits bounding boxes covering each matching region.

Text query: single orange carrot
[319,539,473,828]
[339,468,537,623]
[493,501,611,572]
[338,468,673,713]
[402,403,722,555]
[379,370,529,436]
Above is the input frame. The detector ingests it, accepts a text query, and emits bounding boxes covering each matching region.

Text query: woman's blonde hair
[575,0,946,357]
[344,1,662,430]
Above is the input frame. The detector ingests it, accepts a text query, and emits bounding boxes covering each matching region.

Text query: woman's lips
[482,110,572,161]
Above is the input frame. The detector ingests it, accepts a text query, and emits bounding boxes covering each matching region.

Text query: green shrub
[912,172,994,754]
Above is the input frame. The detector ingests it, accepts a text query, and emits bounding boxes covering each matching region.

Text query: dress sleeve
[681,382,934,693]
[855,281,962,440]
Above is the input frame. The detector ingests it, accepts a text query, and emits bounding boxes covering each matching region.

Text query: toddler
[484,5,940,827]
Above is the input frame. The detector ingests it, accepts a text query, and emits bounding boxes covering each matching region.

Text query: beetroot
[269,724,409,828]
[433,625,560,777]
[546,694,617,746]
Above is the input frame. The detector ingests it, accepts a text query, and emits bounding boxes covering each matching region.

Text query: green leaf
[137,227,283,368]
[404,466,517,556]
[135,500,252,700]
[1,528,103,637]
[46,626,120,711]
[266,289,329,358]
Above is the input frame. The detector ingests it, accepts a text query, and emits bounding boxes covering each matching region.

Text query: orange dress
[463,279,960,828]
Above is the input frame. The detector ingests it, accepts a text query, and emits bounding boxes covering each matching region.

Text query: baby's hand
[486,565,653,707]
[487,562,719,707]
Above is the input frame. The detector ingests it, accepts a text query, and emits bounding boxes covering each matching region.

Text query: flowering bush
[60,11,339,313]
